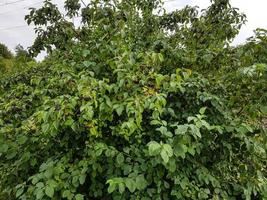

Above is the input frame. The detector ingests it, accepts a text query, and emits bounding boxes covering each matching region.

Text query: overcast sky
[0,0,267,60]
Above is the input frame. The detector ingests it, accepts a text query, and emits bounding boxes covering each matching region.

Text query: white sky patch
[231,0,267,45]
[0,0,266,60]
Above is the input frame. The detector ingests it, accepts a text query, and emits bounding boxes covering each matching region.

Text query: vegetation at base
[0,0,266,199]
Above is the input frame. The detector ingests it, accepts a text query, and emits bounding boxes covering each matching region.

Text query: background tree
[0,43,36,79]
[0,43,12,59]
[14,44,34,62]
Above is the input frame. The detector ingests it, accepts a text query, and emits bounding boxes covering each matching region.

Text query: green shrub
[0,0,266,199]
[1,53,267,199]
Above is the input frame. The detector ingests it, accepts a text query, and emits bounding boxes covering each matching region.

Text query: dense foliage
[0,0,266,199]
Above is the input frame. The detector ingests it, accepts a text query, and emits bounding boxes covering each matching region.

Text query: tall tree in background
[0,43,12,59]
[15,44,34,62]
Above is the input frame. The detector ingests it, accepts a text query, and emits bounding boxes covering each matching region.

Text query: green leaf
[79,174,86,185]
[167,158,176,172]
[116,153,124,165]
[187,146,196,156]
[82,50,90,57]
[199,107,207,115]
[45,185,54,198]
[162,144,173,157]
[160,144,173,164]
[107,180,116,193]
[36,189,44,199]
[201,120,211,130]
[158,53,164,62]
[174,144,188,159]
[115,104,124,116]
[75,194,84,200]
[62,190,73,199]
[118,183,125,194]
[160,149,169,163]
[36,182,44,188]
[64,118,74,126]
[83,61,96,68]
[260,106,267,114]
[17,135,27,145]
[190,124,201,138]
[44,169,53,179]
[156,126,173,137]
[16,188,24,198]
[0,144,8,153]
[125,178,136,193]
[6,150,17,159]
[175,125,188,135]
[148,141,161,156]
[187,116,195,123]
[135,175,148,190]
[155,74,165,87]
